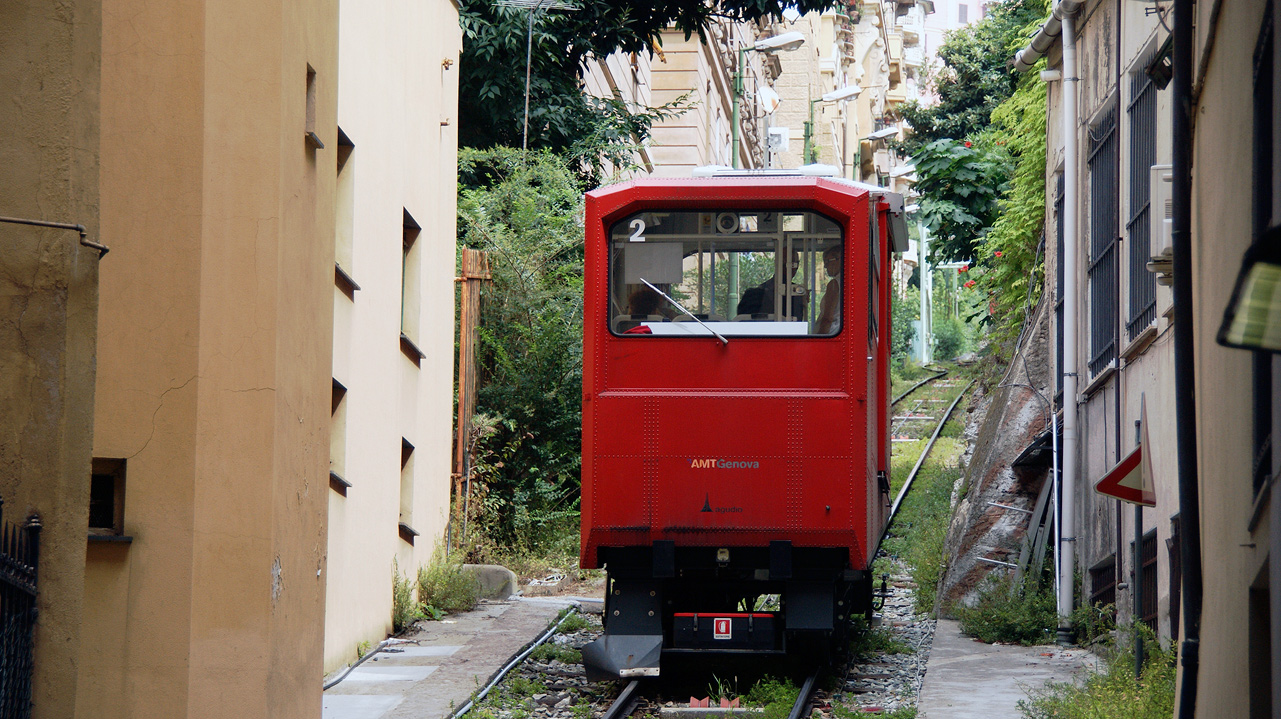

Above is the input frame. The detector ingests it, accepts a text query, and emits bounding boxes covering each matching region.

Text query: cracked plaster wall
[0,2,101,718]
[74,0,338,717]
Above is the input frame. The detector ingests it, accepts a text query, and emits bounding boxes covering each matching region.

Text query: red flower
[959,264,969,273]
[964,141,972,148]
[964,280,977,289]
[994,251,1003,257]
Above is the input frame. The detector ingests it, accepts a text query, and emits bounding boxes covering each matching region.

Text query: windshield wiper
[639,278,729,346]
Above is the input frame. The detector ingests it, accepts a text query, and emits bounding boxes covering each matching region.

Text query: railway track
[883,373,974,545]
[458,371,971,719]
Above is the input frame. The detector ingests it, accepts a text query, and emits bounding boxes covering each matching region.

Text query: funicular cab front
[579,174,907,680]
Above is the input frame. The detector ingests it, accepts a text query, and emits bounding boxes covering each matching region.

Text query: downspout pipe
[1012,0,1080,640]
[1056,11,1079,642]
[1171,0,1202,714]
[1012,0,1085,73]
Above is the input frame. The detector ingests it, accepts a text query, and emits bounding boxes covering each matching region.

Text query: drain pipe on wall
[1171,0,1202,714]
[1012,0,1083,642]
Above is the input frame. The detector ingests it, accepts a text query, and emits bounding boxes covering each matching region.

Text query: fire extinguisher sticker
[713,618,731,640]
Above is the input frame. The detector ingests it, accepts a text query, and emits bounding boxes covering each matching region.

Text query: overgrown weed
[1020,627,1174,719]
[392,558,425,633]
[849,617,913,658]
[417,545,481,616]
[529,643,581,664]
[883,435,964,614]
[744,676,798,719]
[955,571,1056,645]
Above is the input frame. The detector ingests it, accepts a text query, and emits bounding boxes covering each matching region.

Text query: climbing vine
[974,77,1047,348]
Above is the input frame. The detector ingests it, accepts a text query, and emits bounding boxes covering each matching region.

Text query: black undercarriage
[582,541,873,681]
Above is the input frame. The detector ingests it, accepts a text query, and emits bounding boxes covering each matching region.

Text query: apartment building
[1026,0,1280,715]
[2,0,462,716]
[584,19,781,174]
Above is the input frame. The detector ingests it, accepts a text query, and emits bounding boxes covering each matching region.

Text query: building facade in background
[1034,0,1280,716]
[585,19,783,174]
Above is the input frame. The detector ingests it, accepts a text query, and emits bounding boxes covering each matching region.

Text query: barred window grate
[1126,56,1158,339]
[1087,105,1119,376]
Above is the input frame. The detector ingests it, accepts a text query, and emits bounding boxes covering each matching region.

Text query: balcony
[895,7,925,42]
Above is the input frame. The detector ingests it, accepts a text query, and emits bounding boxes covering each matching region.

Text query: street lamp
[803,84,861,165]
[855,126,900,183]
[731,31,805,169]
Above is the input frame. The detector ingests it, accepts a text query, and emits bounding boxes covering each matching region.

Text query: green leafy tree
[457,147,586,552]
[891,285,919,361]
[976,77,1047,346]
[458,0,842,165]
[913,138,1010,263]
[896,0,1048,156]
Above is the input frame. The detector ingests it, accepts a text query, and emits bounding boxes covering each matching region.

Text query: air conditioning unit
[1146,164,1174,285]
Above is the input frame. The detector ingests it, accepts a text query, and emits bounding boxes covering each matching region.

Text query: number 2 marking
[628,219,646,242]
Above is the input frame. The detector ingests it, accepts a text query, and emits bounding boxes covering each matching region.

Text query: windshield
[608,210,844,337]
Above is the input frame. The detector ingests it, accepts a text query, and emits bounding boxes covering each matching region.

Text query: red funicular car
[579,172,908,680]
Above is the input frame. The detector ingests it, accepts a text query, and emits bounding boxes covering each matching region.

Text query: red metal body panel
[580,177,893,572]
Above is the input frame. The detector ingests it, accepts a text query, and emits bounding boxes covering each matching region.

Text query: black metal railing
[1088,105,1119,376]
[1126,57,1158,339]
[0,498,39,719]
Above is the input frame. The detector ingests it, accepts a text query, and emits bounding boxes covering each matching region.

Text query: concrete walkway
[916,620,1096,719]
[323,596,599,719]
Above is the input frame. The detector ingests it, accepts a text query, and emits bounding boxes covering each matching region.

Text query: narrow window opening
[399,438,418,543]
[305,65,324,149]
[335,127,357,296]
[1087,102,1120,376]
[330,379,350,495]
[89,458,126,536]
[1126,47,1158,339]
[400,210,424,361]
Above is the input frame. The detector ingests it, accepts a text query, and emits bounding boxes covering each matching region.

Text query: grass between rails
[880,377,969,615]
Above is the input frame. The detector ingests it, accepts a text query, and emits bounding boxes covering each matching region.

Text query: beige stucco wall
[79,0,338,716]
[322,0,462,673]
[1186,1,1273,714]
[0,3,101,718]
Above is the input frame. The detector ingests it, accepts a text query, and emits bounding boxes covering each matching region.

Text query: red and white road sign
[713,618,732,640]
[1094,395,1156,506]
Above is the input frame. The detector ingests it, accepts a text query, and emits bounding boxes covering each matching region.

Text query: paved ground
[916,619,1096,718]
[323,595,602,719]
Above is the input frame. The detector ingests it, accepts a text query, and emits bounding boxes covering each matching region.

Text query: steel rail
[890,367,948,406]
[786,672,820,719]
[441,605,582,719]
[599,680,641,719]
[878,381,973,554]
